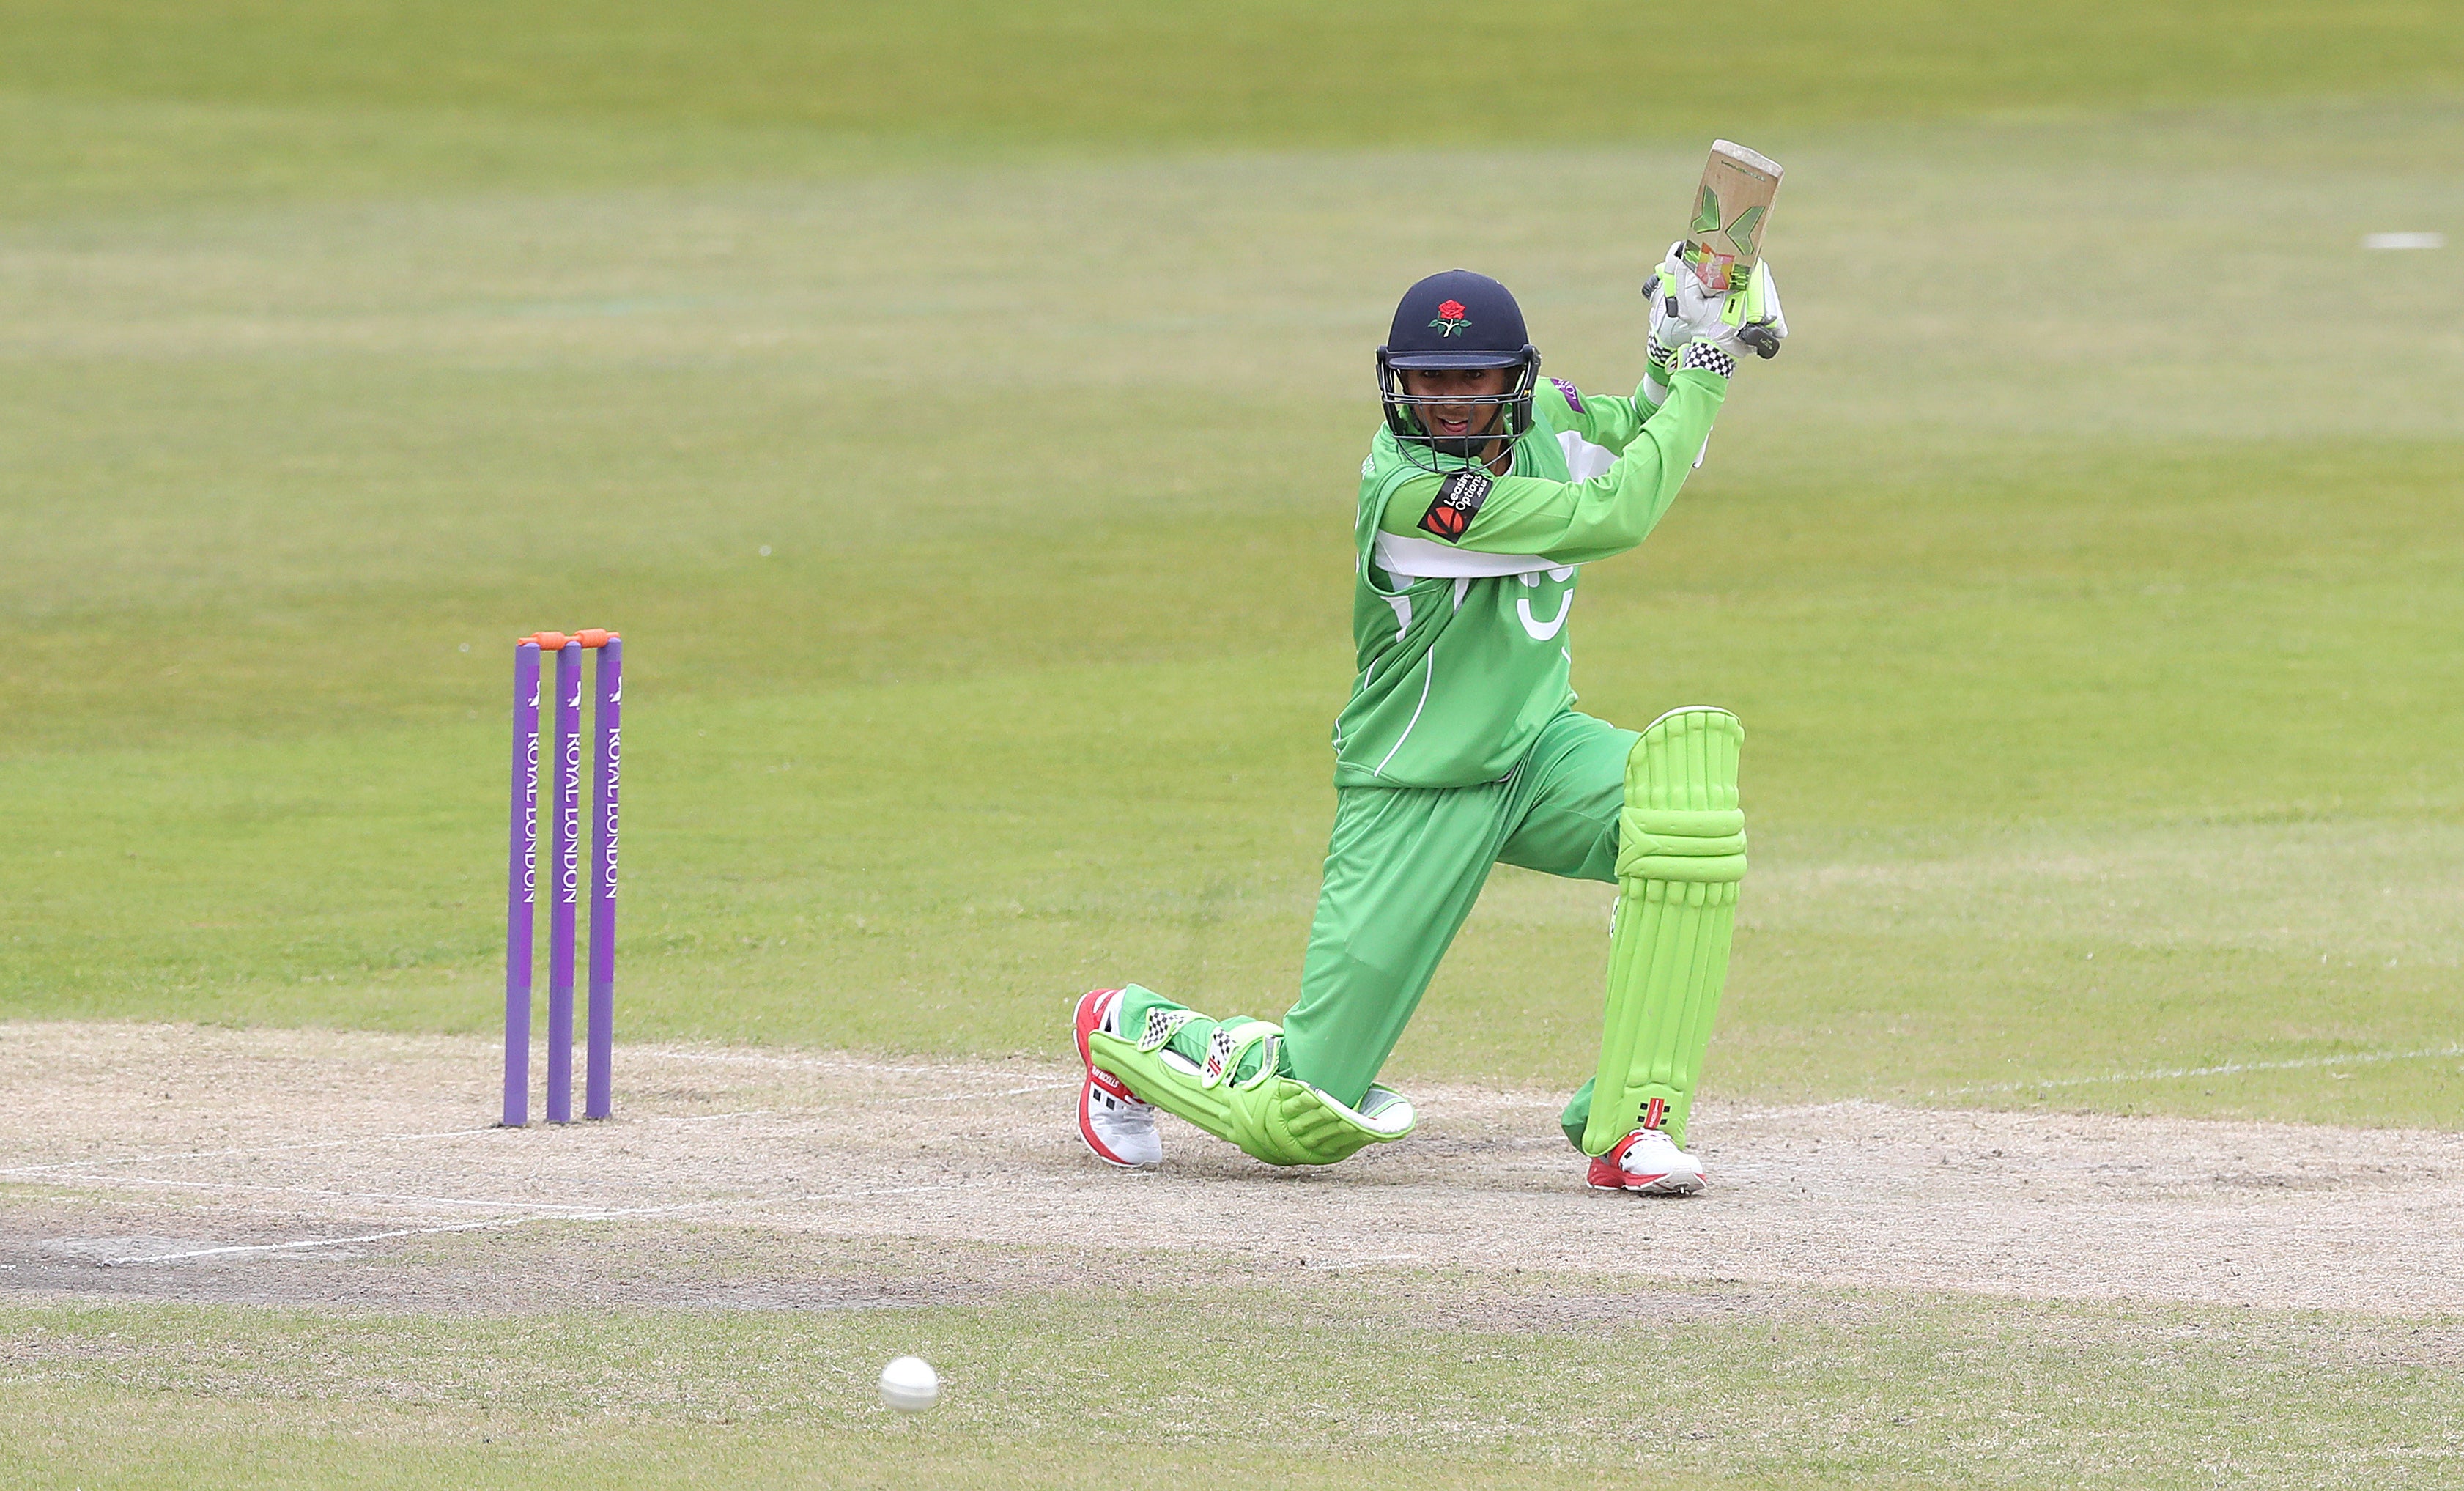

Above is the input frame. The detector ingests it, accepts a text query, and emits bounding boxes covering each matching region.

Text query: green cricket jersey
[1331,367,1726,788]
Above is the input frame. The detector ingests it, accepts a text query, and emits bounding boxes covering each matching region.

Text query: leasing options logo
[1417,467,1492,541]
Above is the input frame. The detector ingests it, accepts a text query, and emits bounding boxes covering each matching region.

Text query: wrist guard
[1678,340,1736,379]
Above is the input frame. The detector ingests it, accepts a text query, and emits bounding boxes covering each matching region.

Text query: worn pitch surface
[4,1021,2455,1317]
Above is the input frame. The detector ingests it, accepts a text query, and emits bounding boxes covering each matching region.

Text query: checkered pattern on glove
[1678,339,1736,379]
[1137,1007,1197,1053]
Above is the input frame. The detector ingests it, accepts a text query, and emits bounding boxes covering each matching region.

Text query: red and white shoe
[1073,988,1161,1168]
[1586,1127,1707,1196]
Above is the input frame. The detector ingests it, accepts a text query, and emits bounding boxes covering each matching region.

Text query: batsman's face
[1400,366,1510,443]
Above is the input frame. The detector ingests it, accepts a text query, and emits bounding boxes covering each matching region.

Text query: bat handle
[1738,324,1782,359]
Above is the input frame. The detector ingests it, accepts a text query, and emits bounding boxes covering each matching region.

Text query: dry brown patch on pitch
[3,1021,2460,1319]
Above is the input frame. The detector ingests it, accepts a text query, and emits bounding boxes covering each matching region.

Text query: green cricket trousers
[1284,708,1635,1108]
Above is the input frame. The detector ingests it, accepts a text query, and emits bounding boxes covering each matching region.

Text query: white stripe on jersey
[1370,428,1610,579]
[1375,532,1555,579]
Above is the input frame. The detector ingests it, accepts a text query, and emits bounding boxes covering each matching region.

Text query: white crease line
[897,1081,1076,1104]
[101,1196,761,1265]
[632,1049,1007,1078]
[101,1184,963,1265]
[74,1200,524,1232]
[651,1109,777,1124]
[701,1187,975,1225]
[0,1108,772,1180]
[108,1217,569,1265]
[0,1124,500,1178]
[21,1171,630,1215]
[1936,1044,2464,1097]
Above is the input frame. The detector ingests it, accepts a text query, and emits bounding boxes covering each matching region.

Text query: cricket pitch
[5,1021,2457,1317]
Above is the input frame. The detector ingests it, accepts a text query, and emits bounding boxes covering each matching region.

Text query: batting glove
[1644,240,1787,371]
[1728,258,1787,358]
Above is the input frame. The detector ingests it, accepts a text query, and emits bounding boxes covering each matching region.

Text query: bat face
[1682,140,1783,295]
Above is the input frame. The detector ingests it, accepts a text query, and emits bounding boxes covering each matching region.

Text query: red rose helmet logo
[1429,298,1470,337]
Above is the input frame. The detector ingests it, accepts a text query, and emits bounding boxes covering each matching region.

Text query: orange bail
[517,629,618,650]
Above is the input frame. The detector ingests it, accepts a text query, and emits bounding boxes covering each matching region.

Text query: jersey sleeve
[1547,376,1657,456]
[1380,369,1724,566]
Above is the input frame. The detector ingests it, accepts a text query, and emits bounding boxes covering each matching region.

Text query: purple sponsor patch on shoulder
[1549,377,1582,412]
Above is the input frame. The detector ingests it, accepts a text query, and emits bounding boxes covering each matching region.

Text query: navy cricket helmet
[1375,269,1542,467]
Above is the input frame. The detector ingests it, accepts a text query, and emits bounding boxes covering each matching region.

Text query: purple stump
[585,636,621,1120]
[503,642,541,1127]
[546,639,584,1123]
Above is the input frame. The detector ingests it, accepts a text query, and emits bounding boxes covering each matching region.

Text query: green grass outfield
[6,1267,2461,1490]
[3,2,2460,1127]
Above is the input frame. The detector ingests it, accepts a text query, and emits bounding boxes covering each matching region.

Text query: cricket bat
[1681,140,1783,358]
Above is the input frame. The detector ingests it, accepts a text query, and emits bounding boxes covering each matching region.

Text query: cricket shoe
[1073,987,1161,1168]
[1585,1127,1707,1196]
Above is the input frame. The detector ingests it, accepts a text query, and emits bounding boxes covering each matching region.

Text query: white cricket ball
[878,1355,940,1413]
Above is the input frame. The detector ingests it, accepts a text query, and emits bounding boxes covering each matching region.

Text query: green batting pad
[1578,707,1746,1155]
[1089,1005,1416,1166]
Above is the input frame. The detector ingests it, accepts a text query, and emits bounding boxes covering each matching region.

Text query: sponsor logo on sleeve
[1550,377,1582,412]
[1416,467,1493,542]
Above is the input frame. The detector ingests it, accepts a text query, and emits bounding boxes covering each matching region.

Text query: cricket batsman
[1073,243,1785,1194]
